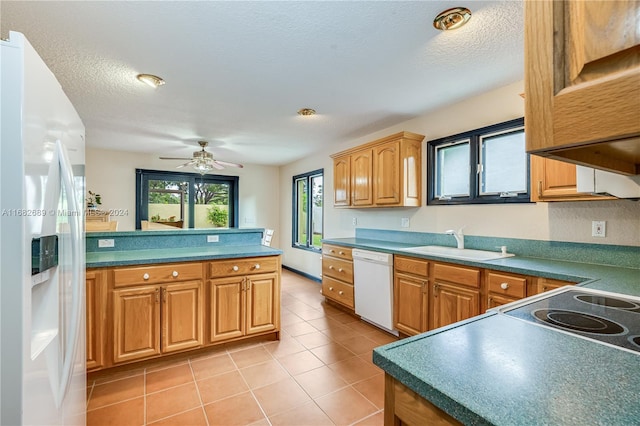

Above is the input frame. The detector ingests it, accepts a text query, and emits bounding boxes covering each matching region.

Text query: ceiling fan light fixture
[433,7,472,31]
[136,73,165,88]
[297,108,316,116]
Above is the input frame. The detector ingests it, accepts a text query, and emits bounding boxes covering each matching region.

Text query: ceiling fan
[159,141,243,174]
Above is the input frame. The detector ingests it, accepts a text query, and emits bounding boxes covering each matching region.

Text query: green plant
[207,205,228,227]
[150,214,160,222]
[86,191,102,207]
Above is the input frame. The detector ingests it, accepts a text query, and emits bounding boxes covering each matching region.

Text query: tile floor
[86,269,399,426]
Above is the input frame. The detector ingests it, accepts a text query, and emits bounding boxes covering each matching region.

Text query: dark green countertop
[322,237,640,425]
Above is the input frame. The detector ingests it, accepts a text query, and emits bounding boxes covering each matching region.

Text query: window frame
[427,117,530,205]
[292,169,324,252]
[135,169,239,229]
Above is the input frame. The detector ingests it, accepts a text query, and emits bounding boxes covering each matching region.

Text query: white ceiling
[1,1,524,167]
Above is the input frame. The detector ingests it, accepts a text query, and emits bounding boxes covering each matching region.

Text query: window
[136,169,238,229]
[292,169,323,251]
[427,118,529,205]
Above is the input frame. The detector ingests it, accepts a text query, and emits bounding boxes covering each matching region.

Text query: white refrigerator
[1,31,86,425]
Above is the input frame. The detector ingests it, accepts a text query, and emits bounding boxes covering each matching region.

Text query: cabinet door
[209,276,245,343]
[374,140,400,205]
[487,294,518,310]
[432,282,480,330]
[86,270,107,370]
[246,272,279,335]
[333,155,351,206]
[393,273,428,336]
[525,0,640,174]
[535,278,574,295]
[351,148,373,206]
[162,281,203,353]
[530,156,612,201]
[113,286,161,364]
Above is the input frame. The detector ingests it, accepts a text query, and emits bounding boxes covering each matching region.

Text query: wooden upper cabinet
[351,148,374,206]
[333,155,351,206]
[525,0,640,175]
[331,131,424,207]
[530,155,614,201]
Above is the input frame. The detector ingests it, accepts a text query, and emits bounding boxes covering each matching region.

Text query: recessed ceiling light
[433,7,472,31]
[297,108,316,116]
[136,73,165,88]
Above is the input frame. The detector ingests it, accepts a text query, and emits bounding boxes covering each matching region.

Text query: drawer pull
[254,264,261,270]
[338,290,344,295]
[339,251,345,255]
[338,268,343,273]
[232,266,239,272]
[500,282,509,290]
[329,265,334,270]
[329,287,334,291]
[143,273,150,280]
[330,249,335,253]
[172,271,179,278]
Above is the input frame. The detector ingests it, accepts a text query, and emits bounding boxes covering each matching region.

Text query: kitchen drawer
[322,244,353,261]
[113,262,202,288]
[394,255,428,276]
[322,257,353,283]
[487,272,526,298]
[433,263,480,288]
[536,277,574,295]
[322,276,354,309]
[208,256,279,278]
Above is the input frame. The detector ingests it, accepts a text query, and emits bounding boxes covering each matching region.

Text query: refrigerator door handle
[54,140,83,407]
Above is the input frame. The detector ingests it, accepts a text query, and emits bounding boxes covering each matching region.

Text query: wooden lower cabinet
[86,269,107,371]
[385,374,460,426]
[393,256,429,336]
[112,280,203,364]
[535,277,574,295]
[431,263,481,330]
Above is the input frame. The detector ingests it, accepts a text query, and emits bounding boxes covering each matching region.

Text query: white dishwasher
[352,249,397,335]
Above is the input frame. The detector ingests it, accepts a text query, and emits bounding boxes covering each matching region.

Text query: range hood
[576,166,640,199]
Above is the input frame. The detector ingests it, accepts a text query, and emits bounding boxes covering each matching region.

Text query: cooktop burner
[498,287,640,354]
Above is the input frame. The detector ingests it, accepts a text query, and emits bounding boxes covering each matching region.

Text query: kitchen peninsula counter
[323,229,640,425]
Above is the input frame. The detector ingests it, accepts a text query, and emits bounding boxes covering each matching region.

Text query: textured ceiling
[1,1,524,166]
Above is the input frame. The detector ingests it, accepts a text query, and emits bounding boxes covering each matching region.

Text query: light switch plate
[207,235,220,243]
[401,218,410,228]
[98,239,115,248]
[592,221,606,238]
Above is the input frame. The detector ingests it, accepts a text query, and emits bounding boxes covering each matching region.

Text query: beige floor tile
[190,353,236,381]
[87,375,144,410]
[90,366,146,386]
[339,335,380,355]
[293,366,348,399]
[252,377,311,416]
[352,374,385,409]
[239,359,289,389]
[353,410,385,426]
[263,337,307,359]
[146,407,208,425]
[364,329,399,345]
[229,346,273,369]
[310,342,357,365]
[295,331,334,349]
[196,370,248,404]
[294,308,326,321]
[86,397,144,426]
[146,382,201,423]
[328,356,381,384]
[282,321,319,336]
[277,350,324,376]
[306,316,343,331]
[204,392,266,426]
[280,311,305,326]
[269,401,335,426]
[314,387,378,425]
[321,324,360,343]
[146,363,194,394]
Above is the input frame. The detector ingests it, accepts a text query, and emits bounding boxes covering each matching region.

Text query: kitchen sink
[400,245,514,261]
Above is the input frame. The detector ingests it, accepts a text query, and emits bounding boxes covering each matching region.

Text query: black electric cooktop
[499,287,640,354]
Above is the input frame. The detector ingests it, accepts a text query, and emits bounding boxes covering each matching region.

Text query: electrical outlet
[592,221,606,238]
[207,235,219,243]
[98,239,114,248]
[352,217,358,226]
[401,217,410,228]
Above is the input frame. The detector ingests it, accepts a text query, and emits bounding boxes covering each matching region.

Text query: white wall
[279,81,640,278]
[85,148,281,243]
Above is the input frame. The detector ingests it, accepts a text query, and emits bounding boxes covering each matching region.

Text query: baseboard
[282,265,322,283]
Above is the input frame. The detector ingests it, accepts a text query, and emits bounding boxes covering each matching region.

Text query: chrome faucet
[445,228,464,249]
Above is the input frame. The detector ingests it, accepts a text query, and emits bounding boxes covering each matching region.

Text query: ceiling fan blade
[214,160,244,169]
[210,161,225,170]
[176,160,196,168]
[159,156,193,160]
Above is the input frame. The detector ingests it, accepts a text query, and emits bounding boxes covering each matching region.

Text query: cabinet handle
[320,289,323,294]
[329,287,334,291]
[143,273,150,280]
[254,264,260,270]
[542,286,548,292]
[338,268,343,273]
[421,281,428,294]
[488,296,493,304]
[500,282,509,290]
[433,284,439,294]
[330,249,335,253]
[172,271,179,278]
[247,279,251,292]
[339,251,345,255]
[329,265,334,270]
[162,288,167,302]
[537,181,542,198]
[155,288,159,303]
[338,290,344,295]
[232,266,239,272]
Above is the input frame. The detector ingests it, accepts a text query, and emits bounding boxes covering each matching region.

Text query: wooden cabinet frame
[86,269,108,371]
